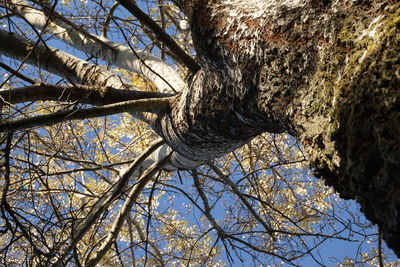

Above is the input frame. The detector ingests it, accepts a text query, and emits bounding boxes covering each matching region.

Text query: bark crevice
[159,0,400,256]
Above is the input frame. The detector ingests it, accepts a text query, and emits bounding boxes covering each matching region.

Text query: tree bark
[0,29,124,87]
[160,0,400,256]
[3,0,187,93]
[1,0,399,257]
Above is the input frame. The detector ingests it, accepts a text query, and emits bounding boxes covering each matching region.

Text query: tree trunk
[159,0,400,256]
[1,0,398,257]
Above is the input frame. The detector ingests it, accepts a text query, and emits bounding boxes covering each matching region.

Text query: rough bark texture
[163,0,400,256]
[2,0,398,257]
[0,29,124,88]
[3,0,187,92]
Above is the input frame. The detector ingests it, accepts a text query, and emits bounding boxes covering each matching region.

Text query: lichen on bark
[165,0,400,256]
[293,3,400,254]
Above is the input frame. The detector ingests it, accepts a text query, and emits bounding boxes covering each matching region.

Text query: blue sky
[1,0,399,266]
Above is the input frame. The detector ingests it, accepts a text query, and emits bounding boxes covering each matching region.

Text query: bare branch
[192,169,226,236]
[84,152,172,266]
[0,29,124,87]
[4,0,187,93]
[53,138,165,266]
[0,62,36,84]
[0,84,172,105]
[102,2,120,38]
[117,0,200,73]
[129,216,166,267]
[0,96,174,132]
[208,162,275,236]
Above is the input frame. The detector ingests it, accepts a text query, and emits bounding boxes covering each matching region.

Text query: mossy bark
[162,0,400,255]
[295,6,400,254]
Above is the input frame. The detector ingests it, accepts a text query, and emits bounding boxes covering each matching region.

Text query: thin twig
[84,152,172,266]
[52,138,165,266]
[117,0,200,73]
[208,162,275,237]
[0,62,36,84]
[378,229,384,267]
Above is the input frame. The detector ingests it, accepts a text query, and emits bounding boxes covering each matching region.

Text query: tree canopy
[0,0,399,266]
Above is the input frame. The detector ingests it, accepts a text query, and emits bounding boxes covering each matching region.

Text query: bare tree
[0,0,398,266]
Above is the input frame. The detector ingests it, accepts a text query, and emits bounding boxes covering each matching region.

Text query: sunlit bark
[0,29,124,87]
[165,0,400,255]
[4,0,186,93]
[0,0,398,262]
[0,28,195,170]
[1,0,202,170]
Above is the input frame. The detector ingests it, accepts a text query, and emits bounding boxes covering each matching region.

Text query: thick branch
[4,0,186,93]
[0,29,124,87]
[0,2,204,171]
[0,96,174,133]
[0,84,172,105]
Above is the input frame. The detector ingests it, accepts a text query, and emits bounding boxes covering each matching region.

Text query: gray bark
[3,0,186,93]
[1,0,399,258]
[158,0,400,256]
[0,29,124,87]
